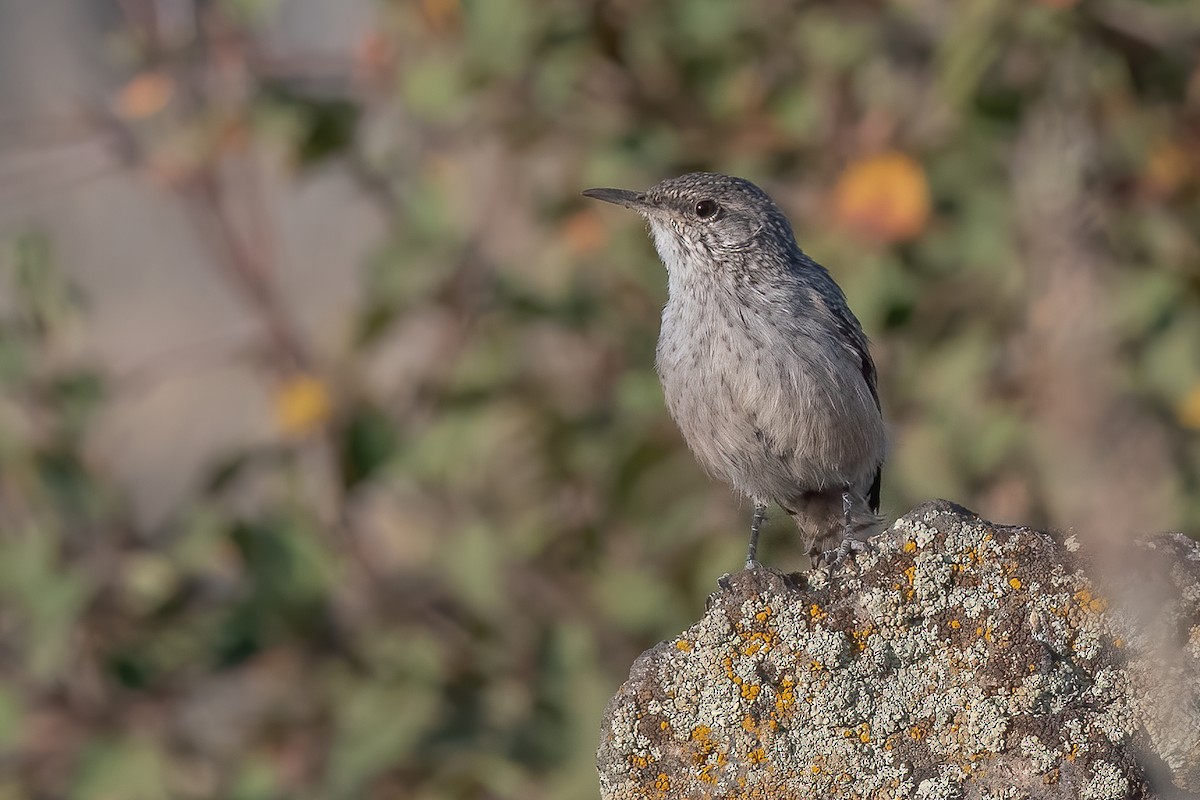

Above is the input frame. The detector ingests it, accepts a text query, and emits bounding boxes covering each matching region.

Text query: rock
[597,500,1200,799]
[1115,534,1200,794]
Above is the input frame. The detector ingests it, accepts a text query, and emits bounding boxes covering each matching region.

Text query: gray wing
[812,270,883,512]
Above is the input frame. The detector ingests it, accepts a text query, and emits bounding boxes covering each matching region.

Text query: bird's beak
[581,187,652,213]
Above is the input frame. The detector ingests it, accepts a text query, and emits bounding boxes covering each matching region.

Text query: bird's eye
[694,199,720,219]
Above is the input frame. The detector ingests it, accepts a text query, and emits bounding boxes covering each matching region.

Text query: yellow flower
[275,374,332,437]
[1144,141,1194,197]
[1179,385,1200,431]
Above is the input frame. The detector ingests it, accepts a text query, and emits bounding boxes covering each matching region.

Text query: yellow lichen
[1009,577,1022,590]
[949,619,961,629]
[722,654,763,701]
[903,540,917,553]
[748,747,767,764]
[1074,588,1108,614]
[736,625,778,654]
[850,626,874,652]
[775,677,796,712]
[655,773,670,793]
[675,639,692,651]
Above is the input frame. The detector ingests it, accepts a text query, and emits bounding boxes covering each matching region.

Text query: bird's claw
[819,538,870,569]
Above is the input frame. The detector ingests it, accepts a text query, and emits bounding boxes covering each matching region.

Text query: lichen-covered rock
[597,500,1200,799]
[1116,534,1200,793]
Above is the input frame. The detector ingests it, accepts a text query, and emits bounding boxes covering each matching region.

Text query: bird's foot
[819,537,870,570]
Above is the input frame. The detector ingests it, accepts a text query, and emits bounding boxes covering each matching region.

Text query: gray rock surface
[597,501,1200,799]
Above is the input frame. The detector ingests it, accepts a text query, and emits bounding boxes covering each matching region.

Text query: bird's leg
[842,485,853,535]
[745,502,768,569]
[823,486,862,567]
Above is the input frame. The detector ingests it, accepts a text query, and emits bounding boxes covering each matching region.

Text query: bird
[582,173,886,568]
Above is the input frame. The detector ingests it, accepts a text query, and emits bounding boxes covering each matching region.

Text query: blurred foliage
[3,0,1200,798]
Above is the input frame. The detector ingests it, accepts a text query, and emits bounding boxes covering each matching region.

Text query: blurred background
[0,0,1198,797]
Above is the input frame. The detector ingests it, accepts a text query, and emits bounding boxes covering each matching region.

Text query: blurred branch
[1013,45,1175,546]
[1089,0,1200,52]
[183,165,310,372]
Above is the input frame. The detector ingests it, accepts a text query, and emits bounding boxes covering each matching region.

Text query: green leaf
[73,737,171,800]
[337,404,401,488]
[259,81,361,167]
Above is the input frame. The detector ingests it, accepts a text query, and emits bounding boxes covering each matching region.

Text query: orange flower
[832,152,930,243]
[114,72,174,120]
[356,32,396,82]
[420,0,460,32]
[564,209,607,255]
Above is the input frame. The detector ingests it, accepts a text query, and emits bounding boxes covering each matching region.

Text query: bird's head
[582,172,797,273]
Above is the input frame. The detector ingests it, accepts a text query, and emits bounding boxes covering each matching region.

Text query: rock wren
[583,173,885,567]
